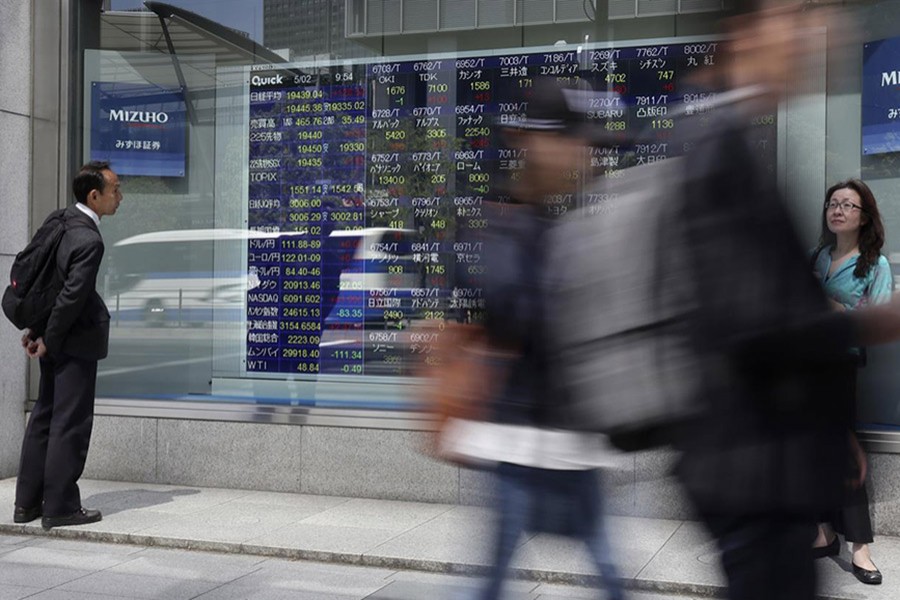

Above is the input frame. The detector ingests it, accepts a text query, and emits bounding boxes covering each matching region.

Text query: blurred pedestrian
[546,2,900,600]
[655,3,900,600]
[468,77,624,600]
[810,179,890,585]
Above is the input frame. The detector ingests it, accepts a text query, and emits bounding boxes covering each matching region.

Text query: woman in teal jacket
[811,178,892,585]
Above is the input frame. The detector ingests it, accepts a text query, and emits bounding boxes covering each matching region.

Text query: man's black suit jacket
[671,91,857,517]
[39,205,110,361]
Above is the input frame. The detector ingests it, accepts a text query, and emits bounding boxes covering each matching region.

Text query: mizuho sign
[108,109,170,124]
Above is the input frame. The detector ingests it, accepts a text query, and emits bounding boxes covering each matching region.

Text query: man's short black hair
[73,161,112,205]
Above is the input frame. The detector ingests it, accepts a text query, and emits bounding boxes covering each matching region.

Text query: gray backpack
[545,157,706,450]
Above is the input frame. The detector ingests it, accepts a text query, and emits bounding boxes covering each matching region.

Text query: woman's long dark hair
[817,179,885,279]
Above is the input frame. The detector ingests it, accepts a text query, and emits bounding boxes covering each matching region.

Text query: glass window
[72,1,900,430]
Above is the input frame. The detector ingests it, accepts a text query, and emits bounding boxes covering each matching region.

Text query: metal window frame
[348,0,599,37]
[608,0,726,20]
[26,397,440,430]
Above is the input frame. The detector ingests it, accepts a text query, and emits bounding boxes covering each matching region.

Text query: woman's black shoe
[812,535,840,559]
[852,562,882,585]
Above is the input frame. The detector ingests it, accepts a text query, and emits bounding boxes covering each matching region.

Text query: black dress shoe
[852,562,883,585]
[812,535,840,559]
[41,508,102,530]
[13,506,41,524]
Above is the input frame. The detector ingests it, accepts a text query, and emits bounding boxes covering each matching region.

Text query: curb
[0,522,724,596]
[0,523,852,600]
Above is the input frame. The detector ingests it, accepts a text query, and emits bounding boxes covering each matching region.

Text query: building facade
[2,0,900,533]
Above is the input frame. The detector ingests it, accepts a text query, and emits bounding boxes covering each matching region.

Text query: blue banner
[862,37,900,155]
[90,82,187,176]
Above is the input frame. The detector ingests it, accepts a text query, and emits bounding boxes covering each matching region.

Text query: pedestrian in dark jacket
[14,161,122,529]
[470,78,624,600]
[662,3,897,600]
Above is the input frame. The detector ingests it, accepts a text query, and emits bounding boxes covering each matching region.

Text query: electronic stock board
[241,40,775,377]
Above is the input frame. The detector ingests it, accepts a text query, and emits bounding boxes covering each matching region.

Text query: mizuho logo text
[881,71,900,86]
[109,109,170,124]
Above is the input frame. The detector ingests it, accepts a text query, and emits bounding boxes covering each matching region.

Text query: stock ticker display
[243,41,775,376]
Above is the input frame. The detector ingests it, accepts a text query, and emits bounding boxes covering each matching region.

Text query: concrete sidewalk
[1,478,896,599]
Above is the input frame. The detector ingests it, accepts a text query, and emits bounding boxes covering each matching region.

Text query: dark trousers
[824,366,874,544]
[15,354,97,517]
[824,462,874,544]
[701,511,816,600]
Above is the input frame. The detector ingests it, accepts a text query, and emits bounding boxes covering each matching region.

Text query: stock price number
[282,348,321,359]
[286,334,321,346]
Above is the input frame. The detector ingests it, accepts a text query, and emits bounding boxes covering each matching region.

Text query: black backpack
[2,208,69,332]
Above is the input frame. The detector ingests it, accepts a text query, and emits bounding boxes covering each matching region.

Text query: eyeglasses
[824,200,863,213]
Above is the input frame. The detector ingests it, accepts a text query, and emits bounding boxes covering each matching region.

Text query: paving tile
[364,579,488,599]
[0,563,92,588]
[105,547,266,582]
[298,498,453,531]
[0,544,130,572]
[215,559,396,598]
[632,521,724,590]
[79,489,183,515]
[383,570,483,586]
[532,583,614,599]
[26,538,147,558]
[535,589,704,600]
[57,572,222,599]
[374,573,538,599]
[610,514,683,578]
[131,501,310,544]
[248,558,397,579]
[78,479,168,497]
[195,586,362,600]
[364,506,499,567]
[511,535,608,581]
[231,490,348,511]
[245,522,403,555]
[0,584,43,600]
[96,486,253,516]
[0,536,30,547]
[20,592,135,600]
[499,514,680,582]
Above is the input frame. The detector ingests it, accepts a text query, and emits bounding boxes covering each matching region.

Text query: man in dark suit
[13,161,122,529]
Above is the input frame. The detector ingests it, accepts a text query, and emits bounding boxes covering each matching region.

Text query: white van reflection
[105,227,421,328]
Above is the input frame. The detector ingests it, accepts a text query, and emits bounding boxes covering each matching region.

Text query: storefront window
[73,1,900,429]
